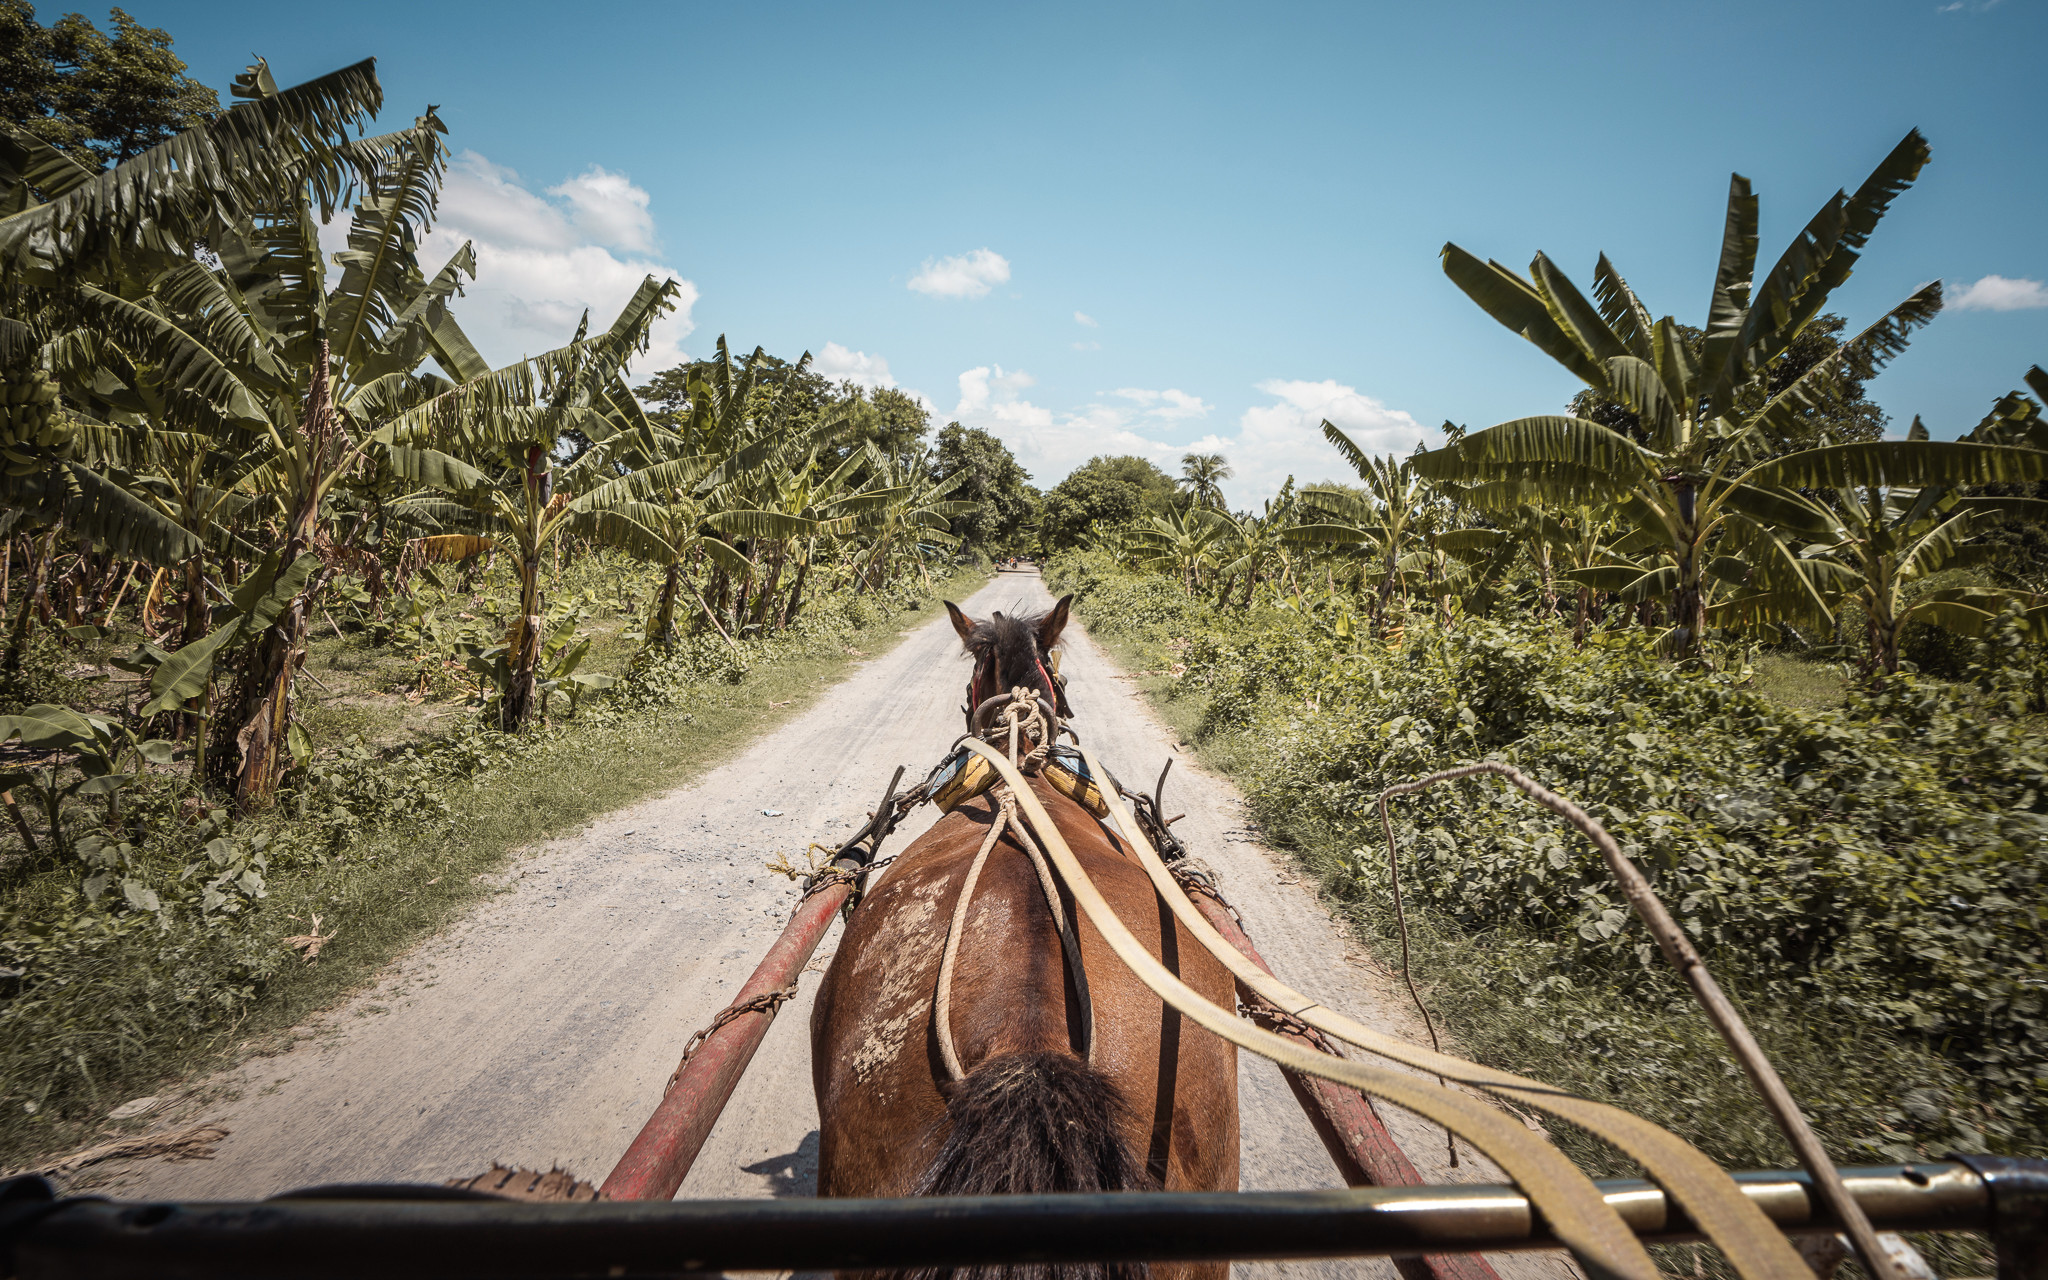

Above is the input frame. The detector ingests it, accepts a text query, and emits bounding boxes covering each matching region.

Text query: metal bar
[596,877,849,1201]
[1184,889,1502,1280]
[1,1163,2002,1280]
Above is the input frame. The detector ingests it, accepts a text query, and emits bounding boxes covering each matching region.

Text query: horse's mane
[954,600,1071,721]
[960,608,1050,663]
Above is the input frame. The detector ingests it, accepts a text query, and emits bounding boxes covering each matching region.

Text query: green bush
[1048,553,2048,1164]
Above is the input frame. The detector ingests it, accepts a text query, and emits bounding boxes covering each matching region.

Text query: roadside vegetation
[0,20,994,1169]
[1044,128,2048,1179]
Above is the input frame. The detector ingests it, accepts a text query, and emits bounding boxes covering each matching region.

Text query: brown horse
[810,594,1239,1279]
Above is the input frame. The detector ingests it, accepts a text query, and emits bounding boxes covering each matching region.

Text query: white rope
[932,786,1096,1082]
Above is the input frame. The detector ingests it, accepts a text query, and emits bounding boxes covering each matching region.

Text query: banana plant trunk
[220,539,323,808]
[500,444,550,732]
[175,555,210,740]
[216,347,337,809]
[653,562,681,646]
[1867,589,1905,677]
[751,542,786,632]
[1667,479,1707,660]
[780,541,812,629]
[2,527,57,672]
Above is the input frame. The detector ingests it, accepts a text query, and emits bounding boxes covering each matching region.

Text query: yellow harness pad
[932,751,998,813]
[930,748,1109,819]
[1044,756,1109,818]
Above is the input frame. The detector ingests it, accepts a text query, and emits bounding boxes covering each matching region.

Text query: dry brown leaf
[281,912,337,963]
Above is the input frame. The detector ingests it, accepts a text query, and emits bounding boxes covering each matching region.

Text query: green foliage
[1567,315,1888,453]
[0,559,974,1164]
[1038,454,1178,552]
[932,421,1038,553]
[1051,554,2048,1163]
[0,2,220,169]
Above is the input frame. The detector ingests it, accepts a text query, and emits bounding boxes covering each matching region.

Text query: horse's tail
[895,1050,1153,1280]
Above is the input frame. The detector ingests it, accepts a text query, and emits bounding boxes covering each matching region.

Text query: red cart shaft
[600,879,851,1201]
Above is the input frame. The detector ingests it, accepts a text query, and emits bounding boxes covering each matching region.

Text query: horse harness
[767,675,1828,1280]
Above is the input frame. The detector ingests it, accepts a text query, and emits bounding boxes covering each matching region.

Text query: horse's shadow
[737,1134,827,1280]
[740,1129,819,1198]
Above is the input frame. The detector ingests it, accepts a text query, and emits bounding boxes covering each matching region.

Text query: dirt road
[104,571,1571,1280]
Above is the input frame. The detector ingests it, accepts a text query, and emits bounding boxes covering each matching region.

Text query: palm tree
[1412,130,2048,658]
[1179,452,1232,510]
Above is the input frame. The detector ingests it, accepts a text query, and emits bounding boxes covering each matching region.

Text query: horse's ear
[945,601,977,644]
[1038,594,1073,650]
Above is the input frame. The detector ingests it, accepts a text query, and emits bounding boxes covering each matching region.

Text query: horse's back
[811,783,1239,1203]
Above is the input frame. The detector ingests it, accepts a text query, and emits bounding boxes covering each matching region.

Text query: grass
[1,560,987,1172]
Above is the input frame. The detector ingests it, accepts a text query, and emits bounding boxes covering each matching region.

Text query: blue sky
[141,0,2047,507]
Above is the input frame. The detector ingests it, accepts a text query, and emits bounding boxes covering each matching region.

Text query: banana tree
[1132,504,1229,595]
[1288,431,1435,629]
[0,57,388,572]
[1798,477,2048,674]
[1214,480,1297,608]
[1966,366,2048,452]
[389,276,682,729]
[846,446,973,593]
[1415,130,2048,658]
[44,102,489,804]
[0,57,382,287]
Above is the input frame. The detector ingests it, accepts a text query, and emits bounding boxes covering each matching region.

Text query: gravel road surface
[100,571,1574,1280]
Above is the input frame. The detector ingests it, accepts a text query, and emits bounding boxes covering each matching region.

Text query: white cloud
[1948,274,2048,311]
[1225,379,1428,503]
[1074,310,1098,327]
[936,367,1421,507]
[816,342,895,389]
[547,166,656,253]
[1110,387,1211,421]
[408,150,698,375]
[908,248,1011,299]
[1072,341,1102,351]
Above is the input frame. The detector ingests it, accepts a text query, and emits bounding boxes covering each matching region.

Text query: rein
[832,689,1808,1280]
[933,687,1093,1081]
[892,706,1812,1280]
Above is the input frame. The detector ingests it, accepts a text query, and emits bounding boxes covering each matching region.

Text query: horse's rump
[811,787,1238,1211]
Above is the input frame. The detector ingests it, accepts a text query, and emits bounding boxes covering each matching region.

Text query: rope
[932,783,1094,1082]
[934,791,1014,1082]
[662,983,800,1094]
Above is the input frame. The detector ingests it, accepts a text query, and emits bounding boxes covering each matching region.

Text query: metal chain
[662,983,801,1094]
